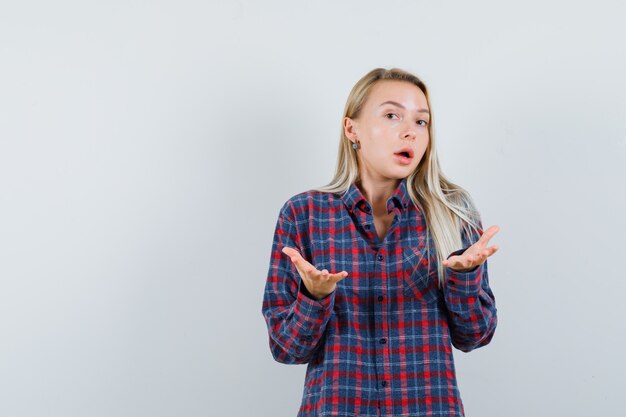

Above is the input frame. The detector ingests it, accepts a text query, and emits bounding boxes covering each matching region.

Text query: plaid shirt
[261,177,497,417]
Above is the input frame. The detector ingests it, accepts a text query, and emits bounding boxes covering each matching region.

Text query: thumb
[329,270,349,283]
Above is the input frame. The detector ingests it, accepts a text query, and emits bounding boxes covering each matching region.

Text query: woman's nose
[402,123,416,141]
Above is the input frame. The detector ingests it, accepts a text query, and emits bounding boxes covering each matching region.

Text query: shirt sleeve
[442,218,498,353]
[261,202,336,364]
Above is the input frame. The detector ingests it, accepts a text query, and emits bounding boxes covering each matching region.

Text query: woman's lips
[393,153,413,165]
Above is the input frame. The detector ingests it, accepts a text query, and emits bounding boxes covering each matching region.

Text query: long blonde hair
[313,67,483,287]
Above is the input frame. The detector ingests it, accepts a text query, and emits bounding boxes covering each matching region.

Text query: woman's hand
[282,246,348,300]
[442,225,500,272]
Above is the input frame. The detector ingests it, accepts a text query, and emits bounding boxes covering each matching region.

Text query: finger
[449,251,472,269]
[442,256,461,267]
[477,225,500,246]
[283,253,317,279]
[290,260,310,280]
[453,248,495,269]
[328,271,349,283]
[289,256,315,275]
[479,245,498,259]
[468,249,492,267]
[316,269,329,282]
[319,269,345,283]
[444,258,469,270]
[443,255,464,269]
[282,246,316,271]
[281,246,296,255]
[282,246,306,263]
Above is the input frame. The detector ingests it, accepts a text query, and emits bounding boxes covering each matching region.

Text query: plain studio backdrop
[1,1,624,416]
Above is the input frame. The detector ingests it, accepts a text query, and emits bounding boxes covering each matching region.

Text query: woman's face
[344,80,430,182]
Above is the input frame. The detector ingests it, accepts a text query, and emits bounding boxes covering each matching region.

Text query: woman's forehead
[366,80,428,109]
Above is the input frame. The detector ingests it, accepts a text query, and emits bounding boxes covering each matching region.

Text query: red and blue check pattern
[261,177,497,416]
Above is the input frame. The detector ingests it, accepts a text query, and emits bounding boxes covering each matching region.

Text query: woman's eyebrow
[379,100,430,114]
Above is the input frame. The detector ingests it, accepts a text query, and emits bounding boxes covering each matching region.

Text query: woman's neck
[357,175,400,216]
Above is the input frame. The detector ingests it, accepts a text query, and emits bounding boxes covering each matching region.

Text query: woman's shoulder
[277,188,341,222]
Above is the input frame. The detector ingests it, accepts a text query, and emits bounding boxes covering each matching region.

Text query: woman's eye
[385,113,398,119]
[417,120,428,126]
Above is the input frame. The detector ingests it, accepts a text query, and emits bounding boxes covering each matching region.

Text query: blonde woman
[262,67,500,417]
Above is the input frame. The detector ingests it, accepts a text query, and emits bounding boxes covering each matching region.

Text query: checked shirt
[261,177,497,417]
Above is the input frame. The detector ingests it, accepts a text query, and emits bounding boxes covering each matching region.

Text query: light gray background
[1,1,624,416]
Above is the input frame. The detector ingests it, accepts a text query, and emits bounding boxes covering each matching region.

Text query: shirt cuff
[445,247,483,295]
[292,280,335,332]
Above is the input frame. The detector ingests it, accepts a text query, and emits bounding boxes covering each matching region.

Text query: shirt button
[379,338,387,344]
[381,381,387,387]
[378,296,384,302]
[364,206,371,213]
[377,254,383,262]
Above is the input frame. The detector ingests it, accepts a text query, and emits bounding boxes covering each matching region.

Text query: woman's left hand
[442,225,500,272]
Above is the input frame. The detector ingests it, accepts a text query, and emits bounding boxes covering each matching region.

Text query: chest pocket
[401,246,440,304]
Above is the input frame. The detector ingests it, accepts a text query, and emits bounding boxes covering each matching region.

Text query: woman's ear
[343,116,358,143]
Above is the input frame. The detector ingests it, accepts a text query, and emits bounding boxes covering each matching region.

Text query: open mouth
[394,148,414,159]
[393,148,414,165]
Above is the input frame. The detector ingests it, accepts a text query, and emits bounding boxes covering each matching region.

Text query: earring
[352,141,361,150]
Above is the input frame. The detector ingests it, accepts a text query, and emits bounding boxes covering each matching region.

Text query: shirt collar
[340,177,411,214]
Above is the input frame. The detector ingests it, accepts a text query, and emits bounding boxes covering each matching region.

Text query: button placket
[374,248,390,394]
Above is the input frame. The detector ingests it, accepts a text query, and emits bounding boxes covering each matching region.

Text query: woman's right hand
[282,246,348,300]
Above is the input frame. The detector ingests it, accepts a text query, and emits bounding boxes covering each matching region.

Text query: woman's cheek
[370,126,385,137]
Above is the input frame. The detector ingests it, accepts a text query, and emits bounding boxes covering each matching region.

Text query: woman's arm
[261,204,336,364]
[442,219,499,352]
